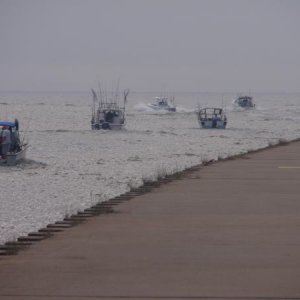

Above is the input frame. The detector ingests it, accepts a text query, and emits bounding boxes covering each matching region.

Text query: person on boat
[1,125,11,159]
[0,134,2,157]
[10,128,21,152]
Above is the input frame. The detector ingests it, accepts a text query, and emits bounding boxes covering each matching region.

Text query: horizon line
[0,90,299,95]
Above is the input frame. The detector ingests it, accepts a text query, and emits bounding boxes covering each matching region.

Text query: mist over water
[0,92,299,243]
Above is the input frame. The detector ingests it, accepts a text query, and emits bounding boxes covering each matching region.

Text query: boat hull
[199,120,227,129]
[0,144,29,166]
[91,122,125,130]
[147,104,176,112]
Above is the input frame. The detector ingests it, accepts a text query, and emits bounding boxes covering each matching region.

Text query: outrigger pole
[91,89,97,121]
[123,89,129,122]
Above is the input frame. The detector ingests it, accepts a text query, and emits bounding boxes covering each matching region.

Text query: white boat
[91,87,129,130]
[197,107,227,129]
[148,96,176,112]
[0,120,29,166]
[234,95,255,108]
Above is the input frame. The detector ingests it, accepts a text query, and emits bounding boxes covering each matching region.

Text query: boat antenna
[222,94,224,109]
[21,117,31,145]
[110,81,114,104]
[123,89,129,122]
[114,78,120,104]
[98,82,104,107]
[91,89,97,119]
[104,83,108,107]
[123,89,129,108]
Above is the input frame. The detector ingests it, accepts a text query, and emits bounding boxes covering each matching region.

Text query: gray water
[0,92,299,244]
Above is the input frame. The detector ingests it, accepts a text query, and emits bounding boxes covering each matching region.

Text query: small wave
[133,102,155,112]
[127,155,142,161]
[184,153,201,157]
[37,129,89,133]
[55,129,71,133]
[176,106,195,113]
[133,102,180,114]
[158,130,178,136]
[6,159,48,171]
[230,104,256,112]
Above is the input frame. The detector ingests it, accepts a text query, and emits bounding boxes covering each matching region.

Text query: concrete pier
[0,141,300,300]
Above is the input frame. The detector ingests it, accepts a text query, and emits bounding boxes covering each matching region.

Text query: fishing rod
[20,117,31,146]
[123,89,130,122]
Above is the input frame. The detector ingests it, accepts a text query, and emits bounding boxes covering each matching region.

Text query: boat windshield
[200,108,222,116]
[155,97,168,105]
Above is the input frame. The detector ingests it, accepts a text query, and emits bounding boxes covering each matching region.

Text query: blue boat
[0,119,28,166]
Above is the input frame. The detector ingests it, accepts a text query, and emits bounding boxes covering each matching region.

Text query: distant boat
[91,87,129,130]
[148,96,176,112]
[0,119,29,166]
[234,95,255,108]
[197,107,227,129]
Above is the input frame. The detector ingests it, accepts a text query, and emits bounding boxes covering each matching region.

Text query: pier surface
[1,141,300,300]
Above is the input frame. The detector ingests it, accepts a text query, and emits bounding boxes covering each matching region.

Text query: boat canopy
[0,121,16,127]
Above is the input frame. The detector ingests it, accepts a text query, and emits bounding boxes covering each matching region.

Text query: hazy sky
[1,0,300,92]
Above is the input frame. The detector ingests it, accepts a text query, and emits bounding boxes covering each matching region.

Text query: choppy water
[0,92,299,243]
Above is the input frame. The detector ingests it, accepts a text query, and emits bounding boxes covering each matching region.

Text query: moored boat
[0,119,29,166]
[148,96,176,112]
[197,107,227,129]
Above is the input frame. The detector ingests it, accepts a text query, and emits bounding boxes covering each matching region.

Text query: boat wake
[133,102,193,114]
[15,159,48,170]
[133,102,161,113]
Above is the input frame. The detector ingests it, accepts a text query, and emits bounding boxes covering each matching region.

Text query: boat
[91,87,129,130]
[234,95,255,108]
[0,119,29,166]
[197,107,227,129]
[148,96,176,112]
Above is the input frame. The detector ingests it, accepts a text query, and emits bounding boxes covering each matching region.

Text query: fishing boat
[234,95,255,108]
[197,107,227,129]
[148,96,176,112]
[91,87,129,130]
[0,119,29,166]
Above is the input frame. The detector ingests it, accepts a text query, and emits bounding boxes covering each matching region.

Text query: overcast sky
[1,0,300,92]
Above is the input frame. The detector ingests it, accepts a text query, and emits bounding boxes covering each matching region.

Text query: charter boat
[197,107,227,129]
[234,95,255,108]
[0,119,29,166]
[148,96,176,112]
[91,88,129,130]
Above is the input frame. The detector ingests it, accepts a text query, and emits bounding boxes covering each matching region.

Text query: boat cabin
[91,88,128,130]
[0,120,21,154]
[92,103,125,130]
[155,97,169,107]
[235,96,255,108]
[197,108,227,129]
